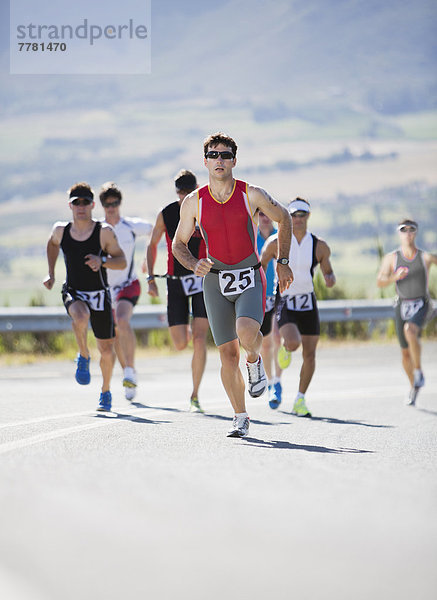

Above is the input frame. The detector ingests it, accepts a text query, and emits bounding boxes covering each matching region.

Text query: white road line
[0,422,104,455]
[0,410,95,429]
[0,406,168,455]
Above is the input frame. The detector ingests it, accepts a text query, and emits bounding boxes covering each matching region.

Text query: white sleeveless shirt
[282,232,317,296]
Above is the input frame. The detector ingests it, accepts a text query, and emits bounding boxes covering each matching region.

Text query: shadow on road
[202,413,289,427]
[132,403,186,415]
[94,412,169,425]
[241,437,374,454]
[416,407,437,417]
[278,410,393,428]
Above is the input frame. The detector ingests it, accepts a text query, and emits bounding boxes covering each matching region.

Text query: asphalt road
[0,341,436,600]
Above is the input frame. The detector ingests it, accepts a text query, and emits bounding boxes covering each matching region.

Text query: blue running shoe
[75,354,90,385]
[97,391,112,412]
[268,380,282,409]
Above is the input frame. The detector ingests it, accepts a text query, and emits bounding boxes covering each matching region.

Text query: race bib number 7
[180,274,203,296]
[400,298,424,320]
[286,293,313,311]
[76,290,106,311]
[219,267,255,297]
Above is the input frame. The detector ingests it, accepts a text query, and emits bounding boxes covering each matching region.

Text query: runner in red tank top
[173,132,294,439]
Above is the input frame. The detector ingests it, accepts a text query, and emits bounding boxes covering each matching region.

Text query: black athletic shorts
[260,295,277,336]
[166,277,207,327]
[276,292,320,336]
[62,283,115,340]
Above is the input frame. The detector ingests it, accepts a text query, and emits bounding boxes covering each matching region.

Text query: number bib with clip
[218,267,255,297]
[76,290,106,311]
[286,293,314,312]
[400,298,424,320]
[180,274,203,296]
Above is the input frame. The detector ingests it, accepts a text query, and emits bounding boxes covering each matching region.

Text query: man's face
[69,198,94,220]
[102,195,121,218]
[398,225,417,242]
[291,210,310,231]
[204,143,236,179]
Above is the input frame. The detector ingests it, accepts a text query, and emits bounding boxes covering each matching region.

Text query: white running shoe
[246,356,267,398]
[406,387,418,406]
[413,369,425,389]
[227,415,250,438]
[123,368,137,401]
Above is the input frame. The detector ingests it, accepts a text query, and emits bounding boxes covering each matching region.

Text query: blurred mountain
[1,0,436,116]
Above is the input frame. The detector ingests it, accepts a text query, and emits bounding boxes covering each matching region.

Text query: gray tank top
[395,249,427,300]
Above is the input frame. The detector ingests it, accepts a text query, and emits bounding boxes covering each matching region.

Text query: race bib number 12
[286,293,313,312]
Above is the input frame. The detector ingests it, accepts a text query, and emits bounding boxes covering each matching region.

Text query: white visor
[288,199,310,214]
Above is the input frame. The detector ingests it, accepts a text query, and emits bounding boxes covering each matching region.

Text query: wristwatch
[147,275,155,282]
[101,256,107,264]
[277,257,289,265]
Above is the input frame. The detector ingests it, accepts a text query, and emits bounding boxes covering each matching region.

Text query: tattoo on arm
[260,188,278,207]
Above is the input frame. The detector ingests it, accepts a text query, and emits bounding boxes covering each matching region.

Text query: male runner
[257,212,282,409]
[172,132,293,438]
[145,170,210,413]
[100,182,152,401]
[261,197,335,417]
[377,218,437,405]
[43,182,126,411]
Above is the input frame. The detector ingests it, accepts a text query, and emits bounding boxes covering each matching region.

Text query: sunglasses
[205,150,234,160]
[291,210,308,218]
[71,198,93,206]
[399,226,417,233]
[103,199,121,208]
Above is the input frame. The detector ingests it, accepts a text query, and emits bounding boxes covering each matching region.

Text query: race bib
[400,298,424,320]
[76,290,106,311]
[265,295,276,312]
[286,293,314,312]
[180,274,203,296]
[219,267,255,297]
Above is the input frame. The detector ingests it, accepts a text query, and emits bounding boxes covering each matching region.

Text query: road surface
[0,341,436,600]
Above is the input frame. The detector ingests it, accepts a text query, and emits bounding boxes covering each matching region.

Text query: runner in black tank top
[145,170,209,413]
[43,182,126,412]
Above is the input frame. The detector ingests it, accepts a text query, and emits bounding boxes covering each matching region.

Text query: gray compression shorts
[203,261,266,347]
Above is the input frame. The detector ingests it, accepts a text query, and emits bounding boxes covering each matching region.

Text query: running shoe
[97,391,112,412]
[413,370,425,389]
[123,376,137,401]
[278,345,292,370]
[227,415,250,438]
[292,397,312,418]
[406,387,418,406]
[246,356,267,398]
[407,370,425,406]
[268,381,282,409]
[75,354,90,385]
[190,397,204,413]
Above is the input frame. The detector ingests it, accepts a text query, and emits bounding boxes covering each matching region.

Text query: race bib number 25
[219,267,255,297]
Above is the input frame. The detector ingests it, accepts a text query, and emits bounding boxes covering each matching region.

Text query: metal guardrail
[2,299,432,334]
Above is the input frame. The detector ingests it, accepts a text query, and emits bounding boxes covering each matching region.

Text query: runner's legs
[114,299,135,369]
[218,339,246,413]
[68,300,91,358]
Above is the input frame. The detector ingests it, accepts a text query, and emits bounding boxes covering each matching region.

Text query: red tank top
[197,179,259,266]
